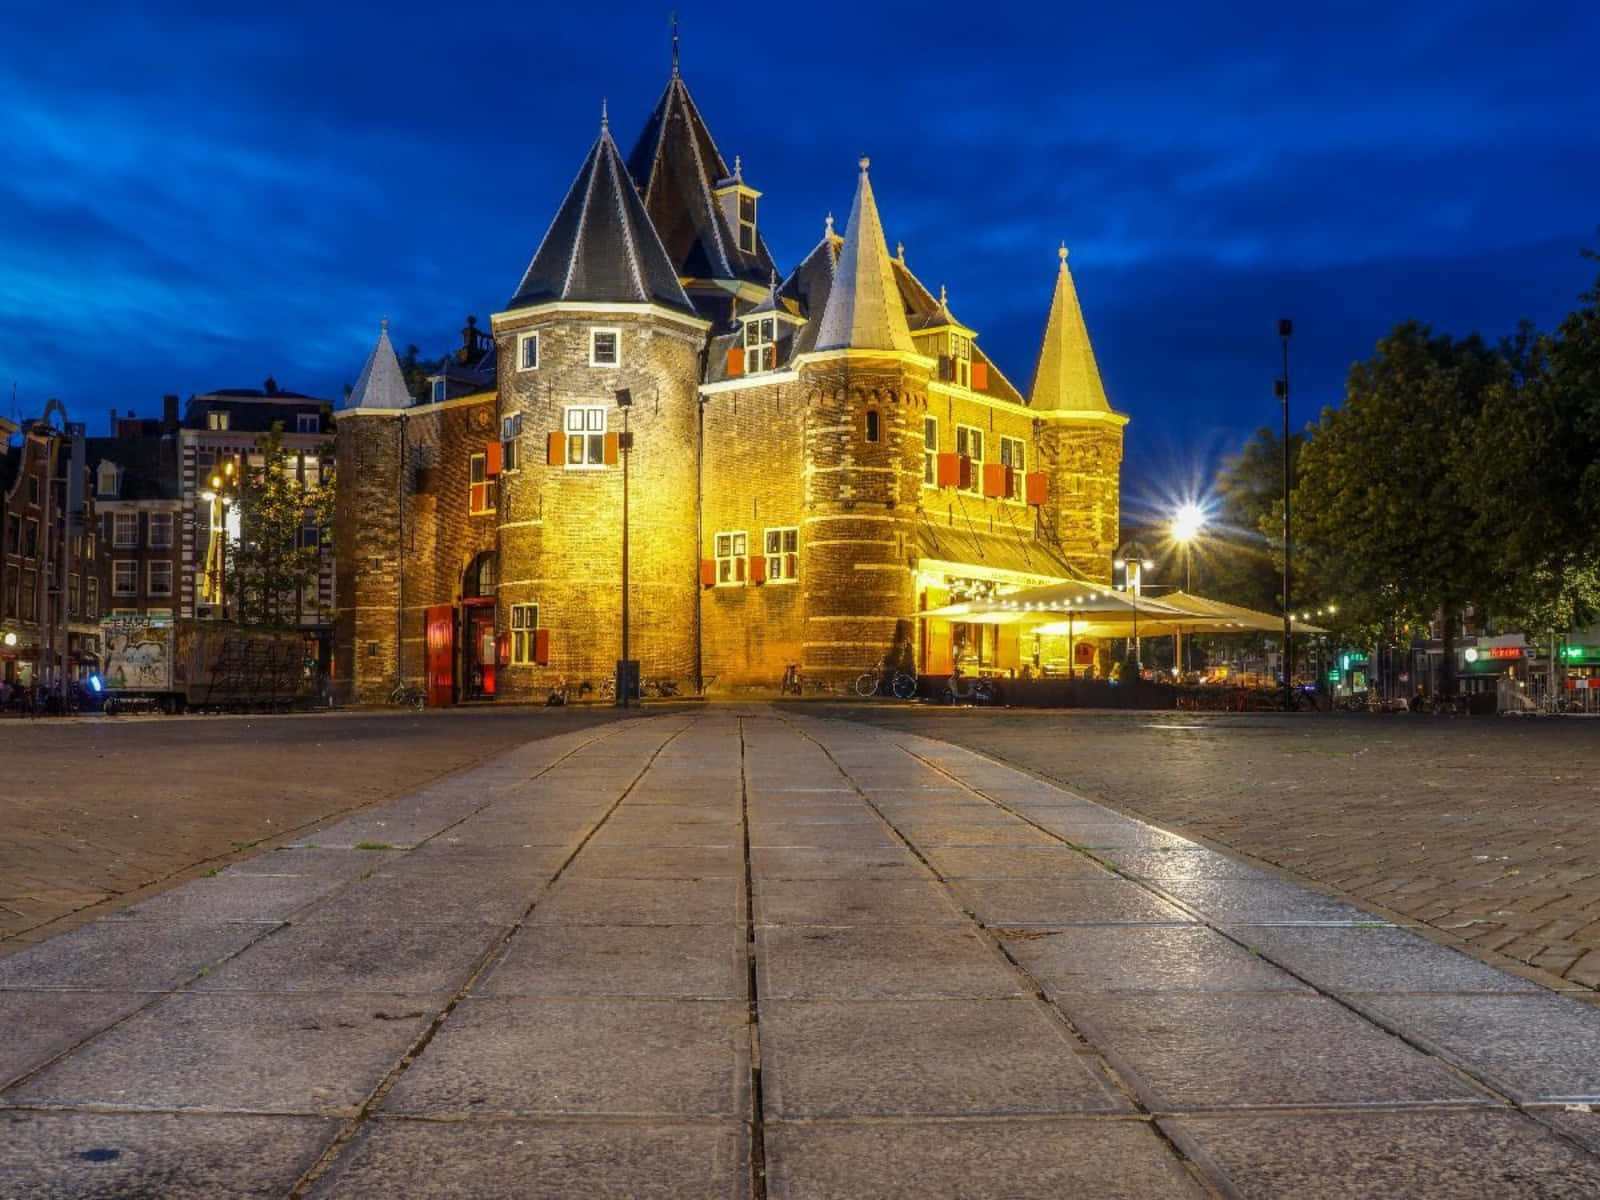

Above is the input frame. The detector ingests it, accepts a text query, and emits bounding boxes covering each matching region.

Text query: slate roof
[626,74,777,287]
[1030,244,1112,413]
[510,120,695,315]
[346,321,415,411]
[85,436,181,501]
[812,160,915,354]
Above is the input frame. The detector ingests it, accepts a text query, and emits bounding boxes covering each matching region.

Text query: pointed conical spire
[345,319,413,410]
[626,72,775,284]
[1029,243,1110,412]
[509,119,694,314]
[812,158,914,354]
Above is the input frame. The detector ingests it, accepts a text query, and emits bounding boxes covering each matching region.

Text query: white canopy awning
[918,584,1327,635]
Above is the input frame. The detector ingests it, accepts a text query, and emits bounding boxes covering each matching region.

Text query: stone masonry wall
[700,376,807,689]
[797,359,927,683]
[492,308,706,699]
[1037,420,1122,583]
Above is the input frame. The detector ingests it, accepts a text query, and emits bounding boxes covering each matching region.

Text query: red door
[425,605,454,708]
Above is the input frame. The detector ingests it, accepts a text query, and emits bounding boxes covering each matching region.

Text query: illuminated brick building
[334,66,1126,704]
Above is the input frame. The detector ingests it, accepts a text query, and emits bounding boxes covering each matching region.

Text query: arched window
[464,552,498,599]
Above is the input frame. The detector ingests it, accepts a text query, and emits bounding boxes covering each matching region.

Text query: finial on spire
[601,98,609,132]
[671,10,680,77]
[1058,240,1069,264]
[770,269,779,290]
[858,155,870,173]
[939,284,948,308]
[733,154,742,182]
[825,212,835,237]
[896,241,904,262]
[381,316,389,333]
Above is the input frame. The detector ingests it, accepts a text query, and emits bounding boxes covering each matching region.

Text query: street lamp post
[615,388,634,709]
[1275,318,1293,689]
[1114,541,1154,678]
[1171,502,1205,678]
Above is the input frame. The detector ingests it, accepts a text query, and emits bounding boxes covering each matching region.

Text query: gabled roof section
[812,160,915,354]
[345,320,414,411]
[510,118,695,314]
[1030,244,1111,413]
[626,74,777,286]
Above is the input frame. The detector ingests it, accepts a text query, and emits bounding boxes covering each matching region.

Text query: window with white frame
[149,512,174,547]
[296,413,319,433]
[511,603,538,665]
[113,512,138,548]
[743,316,775,372]
[430,379,446,403]
[589,328,620,367]
[956,425,984,492]
[97,462,118,497]
[207,410,230,430]
[148,561,174,596]
[113,560,137,596]
[764,527,798,582]
[950,332,972,388]
[564,406,607,467]
[999,436,1026,500]
[502,413,523,472]
[923,416,939,485]
[714,531,747,584]
[518,331,539,371]
[738,193,757,254]
[469,454,497,514]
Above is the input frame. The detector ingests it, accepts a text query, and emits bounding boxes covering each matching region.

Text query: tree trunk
[1441,610,1458,698]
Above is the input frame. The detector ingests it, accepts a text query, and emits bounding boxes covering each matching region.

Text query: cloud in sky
[2,0,1597,486]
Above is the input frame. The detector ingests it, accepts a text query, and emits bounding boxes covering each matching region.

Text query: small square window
[207,411,230,431]
[714,531,748,585]
[590,328,619,367]
[511,603,539,664]
[518,332,539,371]
[296,413,319,433]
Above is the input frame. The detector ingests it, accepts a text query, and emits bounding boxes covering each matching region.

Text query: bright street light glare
[1172,501,1205,544]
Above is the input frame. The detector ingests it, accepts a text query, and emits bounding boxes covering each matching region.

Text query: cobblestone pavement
[809,707,1600,993]
[0,707,633,949]
[5,708,1600,1197]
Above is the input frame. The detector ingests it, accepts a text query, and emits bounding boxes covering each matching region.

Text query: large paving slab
[6,706,1600,1197]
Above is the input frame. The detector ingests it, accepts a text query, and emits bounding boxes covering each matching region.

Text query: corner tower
[1029,244,1127,581]
[492,110,710,697]
[794,158,930,681]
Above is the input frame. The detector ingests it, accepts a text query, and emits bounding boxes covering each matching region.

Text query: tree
[230,424,336,628]
[1293,322,1506,695]
[1210,425,1306,614]
[1469,262,1600,643]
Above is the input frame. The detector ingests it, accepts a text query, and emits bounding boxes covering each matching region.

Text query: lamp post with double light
[1113,541,1154,677]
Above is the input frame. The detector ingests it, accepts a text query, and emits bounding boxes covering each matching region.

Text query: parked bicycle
[780,663,804,695]
[388,683,425,710]
[641,678,680,699]
[854,664,918,699]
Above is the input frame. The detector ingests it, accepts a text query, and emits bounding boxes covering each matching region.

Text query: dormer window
[714,166,762,260]
[207,410,230,431]
[431,379,446,404]
[949,333,972,389]
[296,412,320,433]
[743,317,776,373]
[97,462,119,498]
[738,194,757,253]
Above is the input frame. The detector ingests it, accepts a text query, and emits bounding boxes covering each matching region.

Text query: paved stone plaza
[4,709,1600,1196]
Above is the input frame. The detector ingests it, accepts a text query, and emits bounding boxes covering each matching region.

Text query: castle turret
[493,109,710,696]
[334,320,413,704]
[1029,244,1127,581]
[795,158,929,681]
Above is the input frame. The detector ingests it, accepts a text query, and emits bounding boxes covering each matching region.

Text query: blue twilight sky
[3,1,1598,508]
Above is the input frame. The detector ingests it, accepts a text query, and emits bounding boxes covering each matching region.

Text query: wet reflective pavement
[4,709,1600,1197]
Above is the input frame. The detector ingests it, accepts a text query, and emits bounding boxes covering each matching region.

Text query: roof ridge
[607,129,646,302]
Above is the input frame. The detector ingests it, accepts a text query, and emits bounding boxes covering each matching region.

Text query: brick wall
[1037,419,1123,582]
[492,307,707,699]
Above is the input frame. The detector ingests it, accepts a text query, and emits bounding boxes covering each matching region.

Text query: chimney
[264,375,278,395]
[162,394,179,431]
